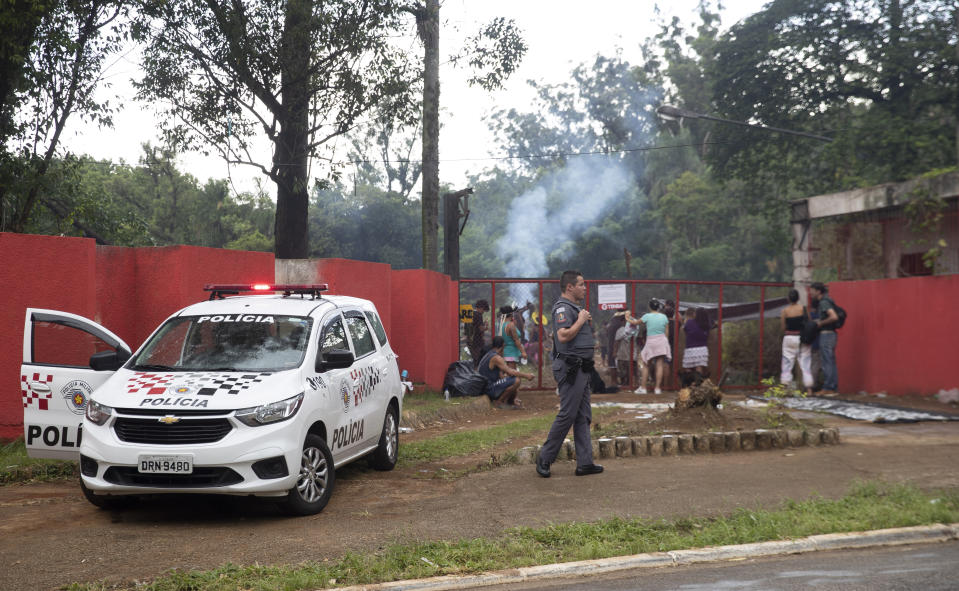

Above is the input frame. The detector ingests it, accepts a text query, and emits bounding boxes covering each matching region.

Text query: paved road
[473,542,959,590]
[2,417,958,590]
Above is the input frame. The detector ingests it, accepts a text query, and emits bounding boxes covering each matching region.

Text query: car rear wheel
[368,402,399,471]
[281,433,334,516]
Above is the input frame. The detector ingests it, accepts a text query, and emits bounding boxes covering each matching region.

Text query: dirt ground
[2,389,958,591]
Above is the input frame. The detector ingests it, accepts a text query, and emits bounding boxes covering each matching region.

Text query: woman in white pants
[780,289,813,395]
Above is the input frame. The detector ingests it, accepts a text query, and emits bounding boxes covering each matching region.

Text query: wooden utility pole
[417,0,440,271]
[443,187,473,280]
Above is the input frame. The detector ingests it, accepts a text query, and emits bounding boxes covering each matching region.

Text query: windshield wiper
[132,364,178,371]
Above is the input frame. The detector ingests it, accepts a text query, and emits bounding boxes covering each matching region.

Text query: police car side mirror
[316,348,354,372]
[90,349,131,371]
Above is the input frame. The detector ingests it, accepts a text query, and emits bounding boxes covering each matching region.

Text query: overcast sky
[60,0,769,195]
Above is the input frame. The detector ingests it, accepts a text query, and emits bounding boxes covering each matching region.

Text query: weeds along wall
[1,233,459,440]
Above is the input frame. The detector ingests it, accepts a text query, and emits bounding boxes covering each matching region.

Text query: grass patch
[401,389,469,415]
[0,438,77,485]
[64,481,959,591]
[397,407,616,468]
[398,415,550,468]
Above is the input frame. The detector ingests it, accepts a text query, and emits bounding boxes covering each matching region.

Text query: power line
[332,140,732,167]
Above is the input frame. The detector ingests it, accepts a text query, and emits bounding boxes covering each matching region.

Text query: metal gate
[458,278,793,391]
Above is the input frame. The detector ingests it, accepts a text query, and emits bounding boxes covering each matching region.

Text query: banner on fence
[597,284,627,310]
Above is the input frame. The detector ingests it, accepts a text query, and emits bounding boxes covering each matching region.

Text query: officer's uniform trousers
[540,358,594,467]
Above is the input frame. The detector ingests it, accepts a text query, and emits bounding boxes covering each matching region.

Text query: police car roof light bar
[203,283,330,300]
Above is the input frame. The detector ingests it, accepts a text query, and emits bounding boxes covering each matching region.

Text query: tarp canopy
[675,297,790,322]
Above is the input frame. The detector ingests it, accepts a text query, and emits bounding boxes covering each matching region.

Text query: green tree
[309,181,421,268]
[14,145,278,250]
[1,0,128,236]
[707,0,958,190]
[0,0,54,144]
[132,0,421,259]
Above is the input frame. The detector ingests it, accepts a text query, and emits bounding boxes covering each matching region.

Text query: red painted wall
[129,246,274,346]
[831,275,959,395]
[6,232,957,441]
[274,258,459,387]
[95,246,138,343]
[390,269,458,389]
[311,258,393,339]
[1,234,274,439]
[1,234,98,438]
[2,234,457,439]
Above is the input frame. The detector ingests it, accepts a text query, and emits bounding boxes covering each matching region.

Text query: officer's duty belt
[556,353,595,381]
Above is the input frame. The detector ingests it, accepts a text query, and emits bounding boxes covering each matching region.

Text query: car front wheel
[281,433,334,516]
[80,478,136,510]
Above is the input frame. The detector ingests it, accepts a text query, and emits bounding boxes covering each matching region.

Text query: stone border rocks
[517,427,840,464]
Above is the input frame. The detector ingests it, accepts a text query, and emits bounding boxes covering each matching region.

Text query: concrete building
[791,171,959,299]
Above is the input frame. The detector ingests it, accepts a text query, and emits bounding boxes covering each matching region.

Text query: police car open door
[21,308,131,459]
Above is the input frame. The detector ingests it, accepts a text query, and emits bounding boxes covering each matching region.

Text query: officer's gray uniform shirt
[552,297,595,359]
[540,296,594,467]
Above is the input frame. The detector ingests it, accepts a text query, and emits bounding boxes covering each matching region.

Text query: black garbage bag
[443,361,488,397]
[590,370,619,394]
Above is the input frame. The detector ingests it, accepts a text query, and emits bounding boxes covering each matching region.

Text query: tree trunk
[418,0,440,271]
[0,0,51,142]
[11,3,100,233]
[274,0,311,259]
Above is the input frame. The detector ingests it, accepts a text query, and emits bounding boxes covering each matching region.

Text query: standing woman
[780,289,814,395]
[626,299,671,395]
[683,307,711,378]
[497,305,526,368]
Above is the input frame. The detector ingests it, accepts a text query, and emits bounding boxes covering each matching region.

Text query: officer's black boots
[575,464,604,476]
[536,457,551,478]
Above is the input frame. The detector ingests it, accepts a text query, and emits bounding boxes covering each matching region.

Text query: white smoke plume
[495,156,632,308]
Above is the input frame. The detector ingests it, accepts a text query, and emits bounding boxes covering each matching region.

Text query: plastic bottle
[444,388,450,401]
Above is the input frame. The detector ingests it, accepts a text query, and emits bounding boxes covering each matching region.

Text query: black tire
[281,433,334,516]
[368,402,399,471]
[80,478,136,510]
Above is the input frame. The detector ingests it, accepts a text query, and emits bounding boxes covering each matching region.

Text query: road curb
[325,523,959,591]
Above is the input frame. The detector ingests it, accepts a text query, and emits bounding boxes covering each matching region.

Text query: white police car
[21,284,403,515]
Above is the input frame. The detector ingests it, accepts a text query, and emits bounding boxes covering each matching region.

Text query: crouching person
[478,336,534,409]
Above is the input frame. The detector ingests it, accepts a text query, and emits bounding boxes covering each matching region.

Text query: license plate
[138,455,193,474]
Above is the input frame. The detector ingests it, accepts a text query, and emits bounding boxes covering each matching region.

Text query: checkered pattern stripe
[21,373,53,410]
[127,372,273,396]
[126,373,177,395]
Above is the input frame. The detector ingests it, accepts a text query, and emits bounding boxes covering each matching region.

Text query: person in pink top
[625,299,671,395]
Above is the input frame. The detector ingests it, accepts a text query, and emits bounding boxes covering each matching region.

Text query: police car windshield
[130,314,313,372]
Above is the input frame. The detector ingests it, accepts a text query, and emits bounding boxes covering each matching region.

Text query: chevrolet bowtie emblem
[158,415,180,424]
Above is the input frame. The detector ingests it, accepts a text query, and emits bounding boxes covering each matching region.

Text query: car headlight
[85,399,114,426]
[234,392,304,427]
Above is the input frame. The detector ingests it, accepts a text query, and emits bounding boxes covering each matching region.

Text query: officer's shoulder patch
[555,306,569,324]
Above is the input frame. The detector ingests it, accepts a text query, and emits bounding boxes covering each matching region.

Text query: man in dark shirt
[536,270,603,478]
[810,282,840,395]
[477,336,533,408]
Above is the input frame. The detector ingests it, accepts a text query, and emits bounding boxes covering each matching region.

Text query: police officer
[536,270,603,478]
